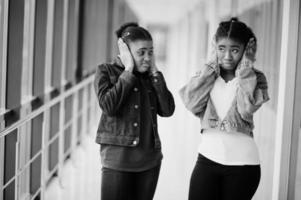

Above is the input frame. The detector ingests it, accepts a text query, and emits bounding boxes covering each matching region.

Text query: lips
[142,63,150,67]
[223,61,233,66]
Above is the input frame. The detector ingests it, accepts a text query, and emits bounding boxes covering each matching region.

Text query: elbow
[238,105,259,122]
[98,98,117,117]
[239,110,253,123]
[159,103,175,117]
[100,106,117,117]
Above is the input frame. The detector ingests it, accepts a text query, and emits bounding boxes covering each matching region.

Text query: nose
[144,54,151,61]
[224,51,232,60]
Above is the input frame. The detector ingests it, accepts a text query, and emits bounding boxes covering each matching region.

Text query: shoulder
[96,62,124,76]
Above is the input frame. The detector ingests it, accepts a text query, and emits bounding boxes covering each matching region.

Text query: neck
[220,67,235,82]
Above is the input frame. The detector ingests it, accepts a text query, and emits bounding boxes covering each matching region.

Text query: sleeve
[236,67,270,122]
[150,71,175,117]
[179,65,217,117]
[94,64,137,116]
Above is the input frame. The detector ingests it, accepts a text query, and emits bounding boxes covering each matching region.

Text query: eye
[148,50,153,56]
[232,49,240,54]
[137,50,145,56]
[218,47,225,52]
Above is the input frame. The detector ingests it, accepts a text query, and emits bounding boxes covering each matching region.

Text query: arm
[235,37,270,122]
[150,71,175,117]
[94,64,137,116]
[236,66,270,122]
[179,64,217,116]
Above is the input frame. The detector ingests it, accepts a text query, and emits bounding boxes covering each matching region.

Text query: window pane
[6,0,25,109]
[49,103,60,139]
[30,155,41,195]
[3,180,15,200]
[4,129,17,184]
[48,138,59,172]
[64,125,71,154]
[66,0,78,84]
[64,95,73,124]
[33,0,47,97]
[31,114,43,158]
[51,0,64,89]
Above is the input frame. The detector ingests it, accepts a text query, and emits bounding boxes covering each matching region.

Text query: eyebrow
[137,47,153,51]
[218,44,241,48]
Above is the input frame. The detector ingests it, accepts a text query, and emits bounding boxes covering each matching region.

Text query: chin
[221,64,236,71]
[137,65,150,73]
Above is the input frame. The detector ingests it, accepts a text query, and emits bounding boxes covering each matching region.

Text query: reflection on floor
[44,98,200,200]
[45,135,101,200]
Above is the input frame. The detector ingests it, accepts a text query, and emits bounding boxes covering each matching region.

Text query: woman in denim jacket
[94,22,175,200]
[179,18,269,200]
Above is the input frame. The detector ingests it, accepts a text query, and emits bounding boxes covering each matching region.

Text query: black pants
[101,165,161,200]
[189,154,261,200]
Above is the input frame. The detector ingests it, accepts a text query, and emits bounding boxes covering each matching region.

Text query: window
[0,0,8,114]
[33,0,48,98]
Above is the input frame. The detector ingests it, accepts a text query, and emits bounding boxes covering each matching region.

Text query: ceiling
[125,0,202,25]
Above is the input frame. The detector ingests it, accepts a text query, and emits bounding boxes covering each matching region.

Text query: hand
[244,37,256,62]
[205,36,219,75]
[149,55,159,76]
[237,38,256,72]
[236,38,256,76]
[118,38,134,72]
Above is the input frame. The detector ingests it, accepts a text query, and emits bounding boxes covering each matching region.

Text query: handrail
[0,74,95,139]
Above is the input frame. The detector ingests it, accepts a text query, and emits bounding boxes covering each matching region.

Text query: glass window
[65,0,79,85]
[0,0,8,114]
[51,0,64,89]
[33,0,48,98]
[6,0,25,110]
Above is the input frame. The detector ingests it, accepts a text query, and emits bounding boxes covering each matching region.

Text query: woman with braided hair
[180,18,269,200]
[94,22,175,200]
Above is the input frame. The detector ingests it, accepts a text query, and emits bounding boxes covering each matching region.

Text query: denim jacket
[94,60,175,148]
[179,64,269,136]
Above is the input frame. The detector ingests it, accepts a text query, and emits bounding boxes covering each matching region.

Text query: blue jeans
[101,165,161,200]
[189,154,260,200]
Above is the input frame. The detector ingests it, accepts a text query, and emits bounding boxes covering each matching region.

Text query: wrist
[125,65,134,72]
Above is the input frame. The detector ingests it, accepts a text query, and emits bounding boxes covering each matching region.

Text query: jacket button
[133,140,137,145]
[153,79,158,83]
[134,87,138,92]
[133,122,138,127]
[134,105,139,109]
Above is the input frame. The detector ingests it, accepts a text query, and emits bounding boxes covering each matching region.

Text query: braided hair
[115,22,152,44]
[215,17,256,47]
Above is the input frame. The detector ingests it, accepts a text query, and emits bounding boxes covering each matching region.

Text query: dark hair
[215,17,256,46]
[115,22,152,44]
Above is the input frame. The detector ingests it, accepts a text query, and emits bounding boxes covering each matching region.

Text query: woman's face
[128,40,153,73]
[216,38,245,71]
